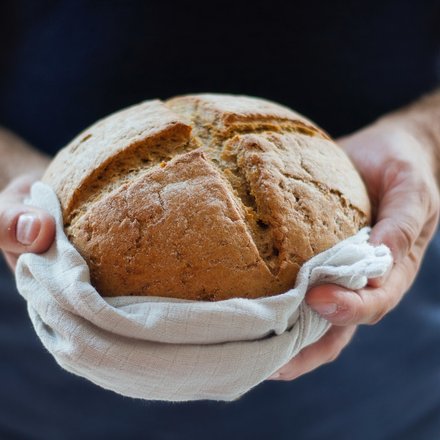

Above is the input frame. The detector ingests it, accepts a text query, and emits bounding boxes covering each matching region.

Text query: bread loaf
[43,94,371,300]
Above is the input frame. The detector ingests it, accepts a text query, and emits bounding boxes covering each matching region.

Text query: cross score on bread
[43,94,370,300]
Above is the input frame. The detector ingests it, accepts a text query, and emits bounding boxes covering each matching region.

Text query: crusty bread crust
[43,94,370,300]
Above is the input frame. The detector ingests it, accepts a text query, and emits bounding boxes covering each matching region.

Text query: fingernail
[267,372,281,380]
[16,214,41,245]
[312,303,338,316]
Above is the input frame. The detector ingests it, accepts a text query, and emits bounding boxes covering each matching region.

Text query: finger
[368,182,439,287]
[267,325,357,381]
[306,255,417,325]
[0,204,55,255]
[369,165,430,264]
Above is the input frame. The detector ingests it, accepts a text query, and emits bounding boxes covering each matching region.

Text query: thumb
[0,204,55,255]
[369,164,430,264]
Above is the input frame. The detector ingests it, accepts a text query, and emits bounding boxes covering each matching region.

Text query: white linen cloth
[16,182,392,401]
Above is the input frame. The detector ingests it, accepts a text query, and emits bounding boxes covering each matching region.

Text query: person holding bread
[0,1,439,439]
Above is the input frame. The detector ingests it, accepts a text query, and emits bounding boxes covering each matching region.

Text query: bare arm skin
[0,128,50,190]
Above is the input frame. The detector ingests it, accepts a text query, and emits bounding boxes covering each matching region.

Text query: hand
[0,174,55,271]
[269,121,440,381]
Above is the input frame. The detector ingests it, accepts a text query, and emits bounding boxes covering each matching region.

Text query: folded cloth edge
[15,182,393,401]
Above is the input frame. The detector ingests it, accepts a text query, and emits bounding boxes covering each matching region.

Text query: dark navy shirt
[0,1,440,439]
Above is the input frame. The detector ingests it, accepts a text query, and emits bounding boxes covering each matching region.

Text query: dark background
[0,1,440,439]
[0,0,439,154]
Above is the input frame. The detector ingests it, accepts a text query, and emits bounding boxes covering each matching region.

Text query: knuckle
[278,368,297,381]
[342,326,356,345]
[383,158,414,188]
[428,186,440,222]
[401,170,438,222]
[326,335,350,362]
[326,330,353,361]
[349,302,363,324]
[413,179,433,213]
[386,158,412,177]
[326,331,344,354]
[424,194,440,236]
[337,297,362,325]
[413,177,430,194]
[394,220,417,257]
[368,308,387,325]
[326,351,340,364]
[367,293,389,324]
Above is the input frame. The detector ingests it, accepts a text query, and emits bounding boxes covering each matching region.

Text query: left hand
[269,120,440,381]
[0,174,55,271]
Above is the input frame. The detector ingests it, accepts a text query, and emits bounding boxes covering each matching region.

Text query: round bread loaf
[43,94,371,300]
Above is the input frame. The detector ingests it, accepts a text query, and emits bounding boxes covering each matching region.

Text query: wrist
[1,157,50,191]
[374,112,439,179]
[374,90,440,183]
[0,128,51,190]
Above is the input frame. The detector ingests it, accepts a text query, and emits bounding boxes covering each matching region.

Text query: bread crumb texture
[43,94,371,300]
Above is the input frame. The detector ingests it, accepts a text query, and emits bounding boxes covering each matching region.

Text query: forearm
[0,127,51,190]
[377,89,440,183]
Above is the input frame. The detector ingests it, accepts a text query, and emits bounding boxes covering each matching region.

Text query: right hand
[0,174,55,271]
[269,120,440,381]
